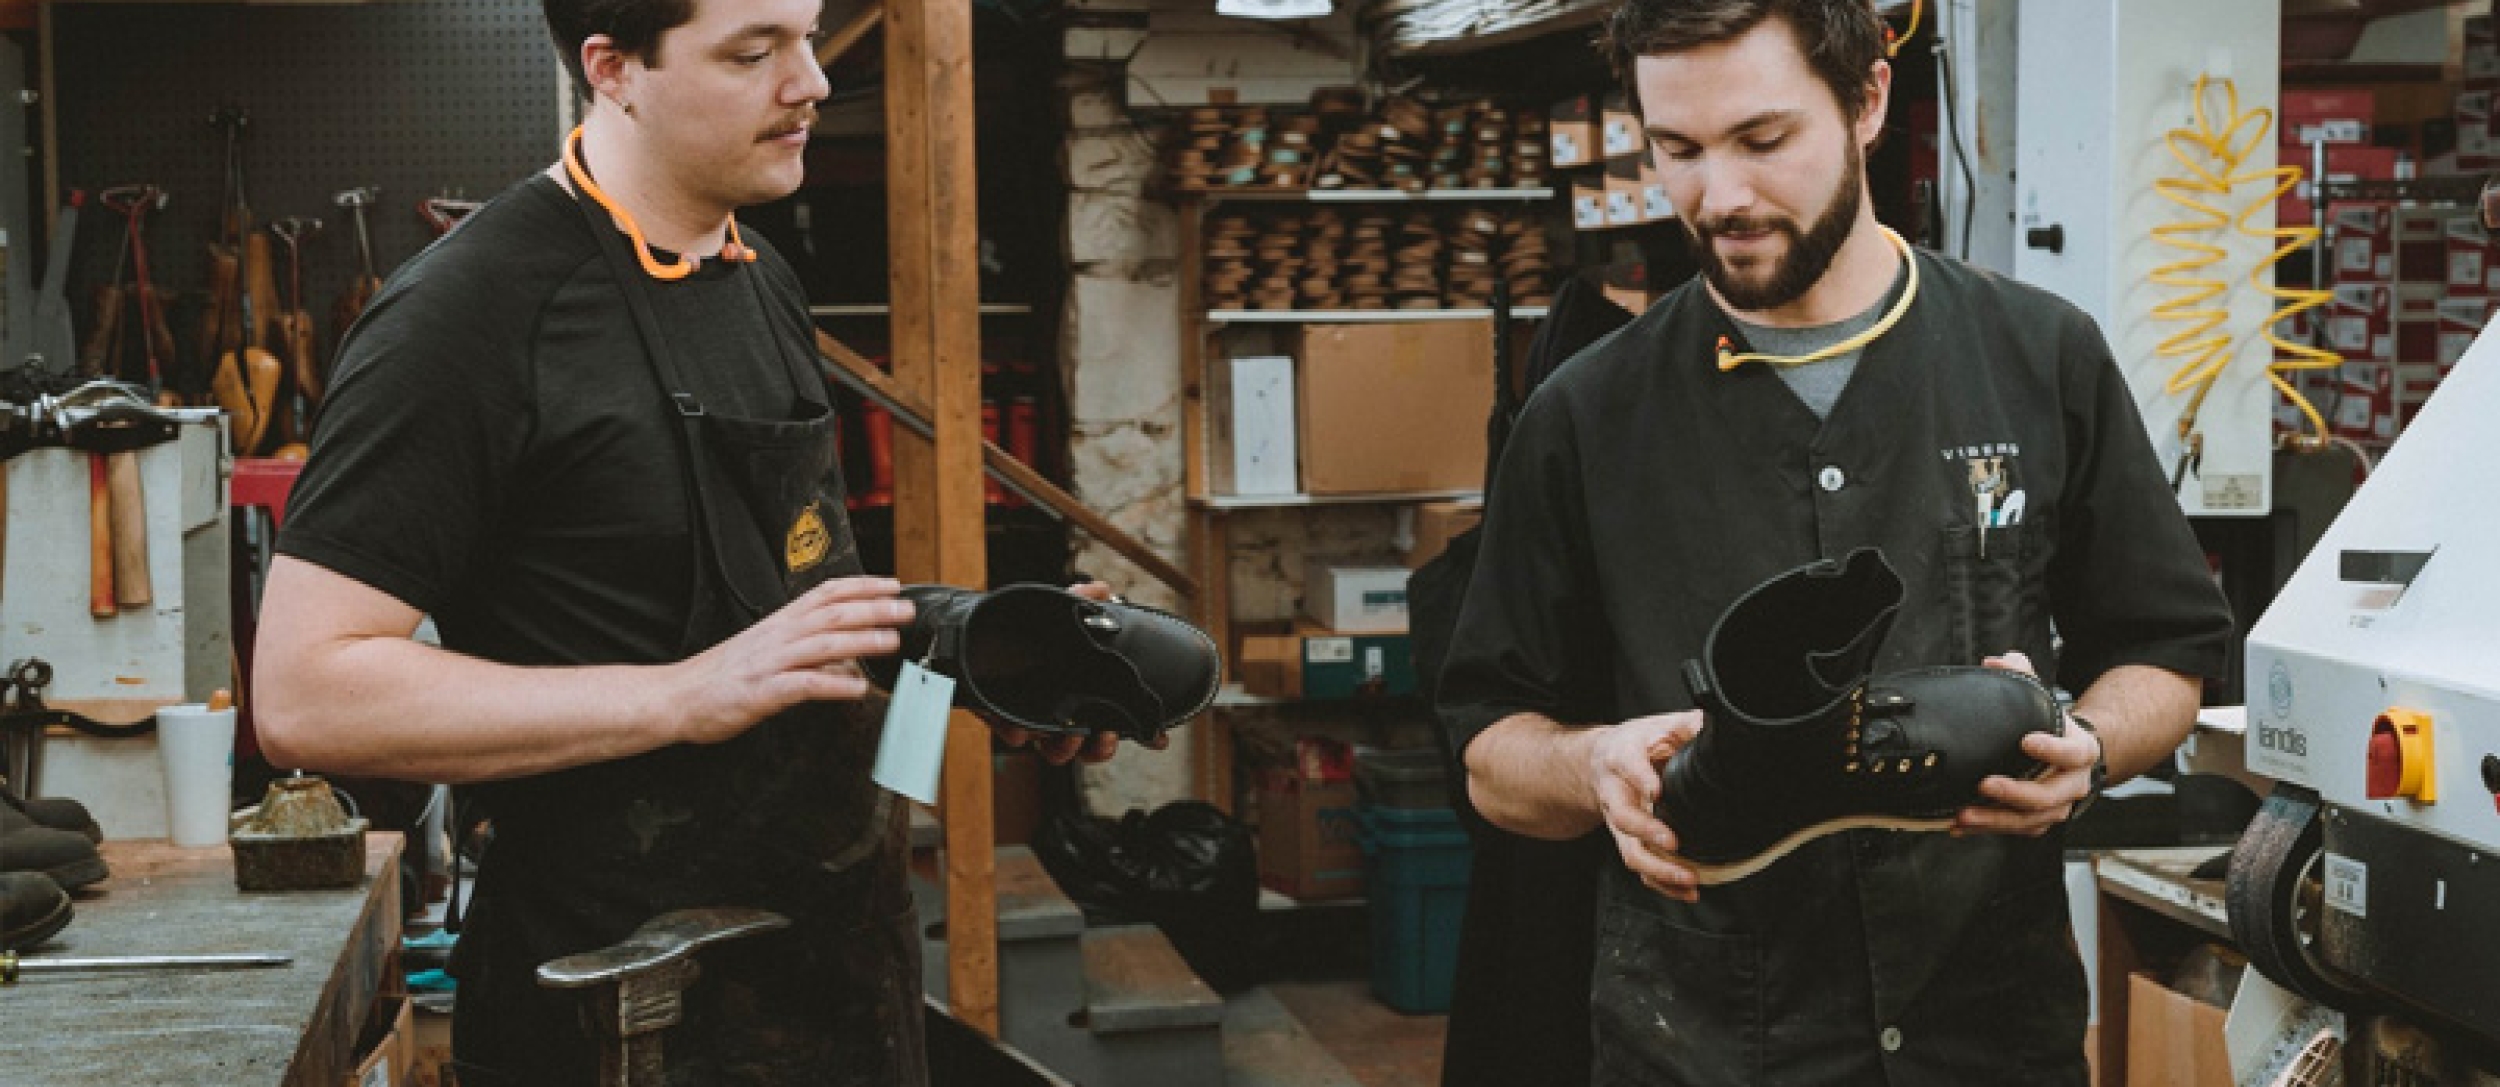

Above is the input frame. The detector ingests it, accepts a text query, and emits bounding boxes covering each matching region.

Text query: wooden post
[884,0,997,1037]
[1175,199,1233,812]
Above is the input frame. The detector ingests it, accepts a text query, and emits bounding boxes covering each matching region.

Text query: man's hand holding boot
[1591,711,1705,904]
[1954,652,2103,838]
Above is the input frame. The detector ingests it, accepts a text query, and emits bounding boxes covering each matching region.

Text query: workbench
[0,833,404,1086]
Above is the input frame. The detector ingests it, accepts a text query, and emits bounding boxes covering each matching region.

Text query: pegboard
[55,0,561,372]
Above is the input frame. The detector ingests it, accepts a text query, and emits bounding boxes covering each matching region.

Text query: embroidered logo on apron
[787,502,833,573]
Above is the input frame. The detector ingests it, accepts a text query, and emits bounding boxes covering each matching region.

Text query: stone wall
[1056,4,1380,815]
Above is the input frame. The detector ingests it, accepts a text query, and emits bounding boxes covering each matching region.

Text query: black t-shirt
[1436,249,2233,1083]
[279,174,919,1086]
[282,172,821,670]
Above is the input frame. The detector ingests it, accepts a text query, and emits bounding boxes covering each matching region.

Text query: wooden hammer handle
[107,452,151,608]
[88,454,115,618]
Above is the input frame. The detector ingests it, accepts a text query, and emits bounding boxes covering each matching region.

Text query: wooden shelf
[1207,306,1546,324]
[1194,488,1481,510]
[1186,187,1555,205]
[2094,846,2234,941]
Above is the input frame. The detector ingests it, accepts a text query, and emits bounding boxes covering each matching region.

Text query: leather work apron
[448,182,924,1087]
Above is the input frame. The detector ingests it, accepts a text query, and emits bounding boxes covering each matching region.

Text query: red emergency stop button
[2365,709,2435,802]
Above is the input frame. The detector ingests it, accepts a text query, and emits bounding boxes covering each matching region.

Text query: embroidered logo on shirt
[787,503,832,573]
[1960,453,2026,527]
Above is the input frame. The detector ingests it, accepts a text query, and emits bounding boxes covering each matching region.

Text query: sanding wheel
[2226,785,2373,1009]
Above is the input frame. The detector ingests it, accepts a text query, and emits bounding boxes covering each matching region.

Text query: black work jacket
[1437,248,2233,1085]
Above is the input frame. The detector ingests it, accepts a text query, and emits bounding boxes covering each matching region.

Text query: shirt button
[1880,1026,1904,1052]
[1819,465,1847,492]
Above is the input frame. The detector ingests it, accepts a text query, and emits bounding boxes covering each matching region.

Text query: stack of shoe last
[1202,204,1555,312]
[1176,91,1552,194]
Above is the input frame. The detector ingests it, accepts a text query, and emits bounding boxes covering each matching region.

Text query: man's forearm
[1465,712,1606,839]
[2071,663,2205,784]
[255,635,692,783]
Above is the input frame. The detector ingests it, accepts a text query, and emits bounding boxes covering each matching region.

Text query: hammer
[536,907,791,1087]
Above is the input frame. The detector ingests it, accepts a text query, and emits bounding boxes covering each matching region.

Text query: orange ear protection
[563,125,758,281]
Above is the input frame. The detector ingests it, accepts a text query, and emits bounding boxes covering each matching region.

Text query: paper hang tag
[872,662,955,805]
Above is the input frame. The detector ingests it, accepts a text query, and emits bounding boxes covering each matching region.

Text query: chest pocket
[1939,520,2050,667]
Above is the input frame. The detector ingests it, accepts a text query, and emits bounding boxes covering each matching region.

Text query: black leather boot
[1,871,72,951]
[0,825,110,891]
[866,583,1221,743]
[1,779,103,844]
[1656,548,2061,884]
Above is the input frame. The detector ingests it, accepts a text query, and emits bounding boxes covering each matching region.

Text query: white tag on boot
[872,662,955,804]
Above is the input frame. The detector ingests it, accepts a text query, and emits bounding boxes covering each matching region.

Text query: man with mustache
[250,1,1134,1082]
[1436,0,2233,1082]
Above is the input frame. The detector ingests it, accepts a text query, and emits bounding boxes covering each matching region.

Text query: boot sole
[1689,814,1955,885]
[2,893,73,952]
[45,855,109,892]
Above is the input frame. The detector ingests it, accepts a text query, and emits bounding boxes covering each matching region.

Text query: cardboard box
[2446,216,2489,296]
[2471,39,2500,84]
[1604,154,1644,225]
[2329,281,2395,362]
[2333,360,2397,443]
[2439,296,2489,371]
[2123,973,2230,1087]
[408,1005,452,1087]
[1600,92,1641,158]
[1298,619,1416,699]
[2395,362,2443,429]
[1235,622,1418,700]
[1549,95,1598,168]
[1403,499,1482,569]
[1637,154,1675,222]
[1572,176,1608,231]
[2393,208,2456,286]
[1209,354,1299,496]
[347,994,413,1087]
[1236,624,1303,699]
[1306,562,1410,632]
[2331,202,2393,283]
[1296,322,1493,495]
[1257,776,1364,900]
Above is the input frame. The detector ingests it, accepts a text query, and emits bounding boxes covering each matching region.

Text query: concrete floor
[1269,978,1448,1087]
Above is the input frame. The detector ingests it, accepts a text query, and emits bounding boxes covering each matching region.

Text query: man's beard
[1689,140,1863,313]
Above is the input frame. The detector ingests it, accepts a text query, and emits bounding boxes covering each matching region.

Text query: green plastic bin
[1356,804,1472,1014]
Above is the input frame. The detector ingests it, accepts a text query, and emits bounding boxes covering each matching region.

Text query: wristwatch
[2066,712,2109,820]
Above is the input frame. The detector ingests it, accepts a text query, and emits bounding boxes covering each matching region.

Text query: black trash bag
[1035,799,1261,993]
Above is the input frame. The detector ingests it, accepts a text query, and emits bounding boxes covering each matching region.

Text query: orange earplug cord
[562,125,757,281]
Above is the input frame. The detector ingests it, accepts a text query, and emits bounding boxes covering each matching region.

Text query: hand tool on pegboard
[199,110,247,367]
[332,187,382,349]
[420,195,480,238]
[76,201,127,381]
[93,186,177,401]
[86,445,112,618]
[27,193,81,386]
[212,233,281,457]
[202,109,263,449]
[267,217,320,459]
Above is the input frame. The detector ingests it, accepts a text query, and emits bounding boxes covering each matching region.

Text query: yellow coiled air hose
[2150,76,2340,483]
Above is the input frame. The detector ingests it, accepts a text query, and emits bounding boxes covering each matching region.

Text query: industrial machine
[2227,266,2500,1063]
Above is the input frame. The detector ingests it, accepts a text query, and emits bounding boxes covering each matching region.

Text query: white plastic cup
[157,703,237,847]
